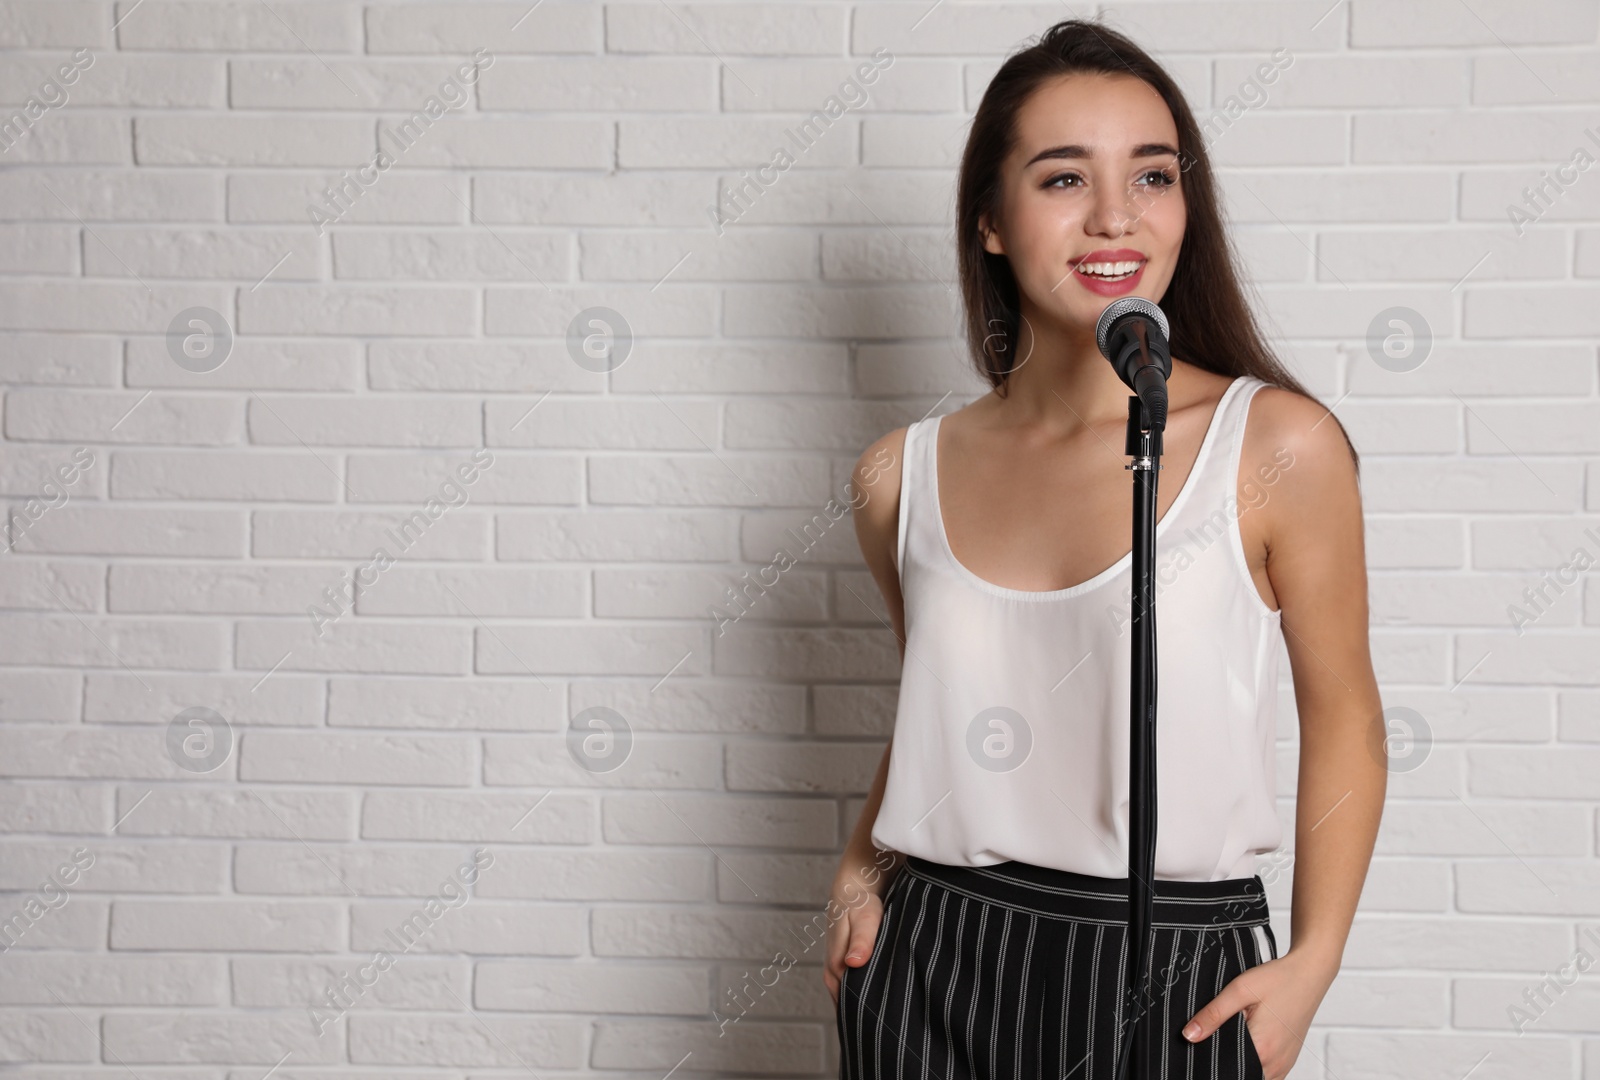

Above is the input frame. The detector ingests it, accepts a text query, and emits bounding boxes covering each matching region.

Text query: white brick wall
[0,0,1598,1076]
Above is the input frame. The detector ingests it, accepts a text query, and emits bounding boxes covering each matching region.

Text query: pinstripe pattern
[838,857,1273,1080]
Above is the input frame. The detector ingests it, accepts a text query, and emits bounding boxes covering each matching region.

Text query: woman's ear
[978,212,1005,256]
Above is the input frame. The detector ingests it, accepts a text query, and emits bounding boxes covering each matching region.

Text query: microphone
[1095,297,1172,431]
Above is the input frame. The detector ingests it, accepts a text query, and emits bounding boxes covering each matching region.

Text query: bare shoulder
[851,425,910,575]
[1241,382,1362,553]
[1244,384,1358,486]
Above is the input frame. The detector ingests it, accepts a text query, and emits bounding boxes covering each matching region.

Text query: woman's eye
[1044,170,1175,190]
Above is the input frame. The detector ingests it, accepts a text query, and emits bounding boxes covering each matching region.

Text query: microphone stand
[1115,393,1162,1080]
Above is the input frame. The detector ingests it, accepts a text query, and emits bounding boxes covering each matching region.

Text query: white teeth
[1077,260,1143,278]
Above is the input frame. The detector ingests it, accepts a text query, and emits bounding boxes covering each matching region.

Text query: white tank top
[870,375,1284,882]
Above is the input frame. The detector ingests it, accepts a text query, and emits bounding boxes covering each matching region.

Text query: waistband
[900,856,1269,930]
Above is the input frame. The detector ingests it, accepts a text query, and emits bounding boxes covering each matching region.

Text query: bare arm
[1181,388,1386,1079]
[1264,389,1386,977]
[839,424,911,889]
[824,427,911,1003]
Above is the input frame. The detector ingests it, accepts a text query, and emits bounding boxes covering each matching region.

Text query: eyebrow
[1022,142,1180,168]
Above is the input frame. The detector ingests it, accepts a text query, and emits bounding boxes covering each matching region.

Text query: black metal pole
[1115,394,1162,1080]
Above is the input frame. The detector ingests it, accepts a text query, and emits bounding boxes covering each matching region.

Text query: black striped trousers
[837,856,1277,1080]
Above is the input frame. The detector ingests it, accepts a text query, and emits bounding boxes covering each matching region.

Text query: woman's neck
[985,311,1147,434]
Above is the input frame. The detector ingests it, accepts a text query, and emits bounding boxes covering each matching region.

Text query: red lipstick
[1070,248,1147,297]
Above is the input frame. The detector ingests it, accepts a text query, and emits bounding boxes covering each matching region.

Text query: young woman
[827,20,1385,1080]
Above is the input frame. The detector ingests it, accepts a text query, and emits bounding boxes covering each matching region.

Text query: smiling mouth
[1074,259,1145,282]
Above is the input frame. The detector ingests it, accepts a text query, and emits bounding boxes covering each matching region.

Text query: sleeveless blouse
[869,375,1284,882]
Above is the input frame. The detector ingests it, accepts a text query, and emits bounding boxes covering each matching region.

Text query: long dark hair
[956,17,1358,473]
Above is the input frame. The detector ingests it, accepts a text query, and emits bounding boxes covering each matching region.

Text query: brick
[230,58,483,110]
[345,449,578,506]
[475,958,703,1012]
[327,676,563,731]
[0,334,118,384]
[587,453,832,507]
[0,558,103,611]
[1214,55,1468,109]
[332,229,570,281]
[238,284,476,336]
[228,170,464,225]
[708,169,953,226]
[1227,170,1452,223]
[233,842,479,891]
[821,229,954,283]
[474,624,708,676]
[251,508,488,560]
[0,780,99,832]
[609,341,849,394]
[347,1013,584,1066]
[115,0,360,51]
[1351,0,1598,46]
[84,226,319,280]
[495,509,734,562]
[231,954,463,1008]
[355,566,586,618]
[488,733,719,790]
[235,619,473,675]
[0,954,226,1005]
[109,563,342,612]
[853,4,1086,55]
[620,116,854,169]
[721,283,959,338]
[245,394,480,447]
[1317,228,1564,281]
[608,3,844,55]
[7,506,246,557]
[0,113,127,163]
[125,338,361,389]
[723,57,957,113]
[366,342,595,392]
[0,2,112,48]
[486,398,718,448]
[1464,163,1600,226]
[358,792,593,842]
[1466,285,1600,337]
[589,1019,822,1071]
[0,722,238,777]
[135,115,372,167]
[0,167,222,221]
[1097,2,1347,51]
[0,53,222,107]
[599,566,828,621]
[347,899,586,955]
[484,284,714,336]
[4,388,244,444]
[112,788,353,839]
[478,57,714,111]
[0,224,77,272]
[0,282,231,332]
[1474,51,1600,104]
[473,172,714,227]
[386,118,612,170]
[0,670,80,720]
[236,729,473,780]
[83,671,321,727]
[1355,109,1588,164]
[581,229,813,282]
[364,3,599,54]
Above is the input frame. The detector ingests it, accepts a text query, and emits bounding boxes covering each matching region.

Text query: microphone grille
[1095,297,1170,358]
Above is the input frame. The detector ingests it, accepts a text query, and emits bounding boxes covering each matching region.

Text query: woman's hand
[823,865,896,1008]
[1180,947,1335,1080]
